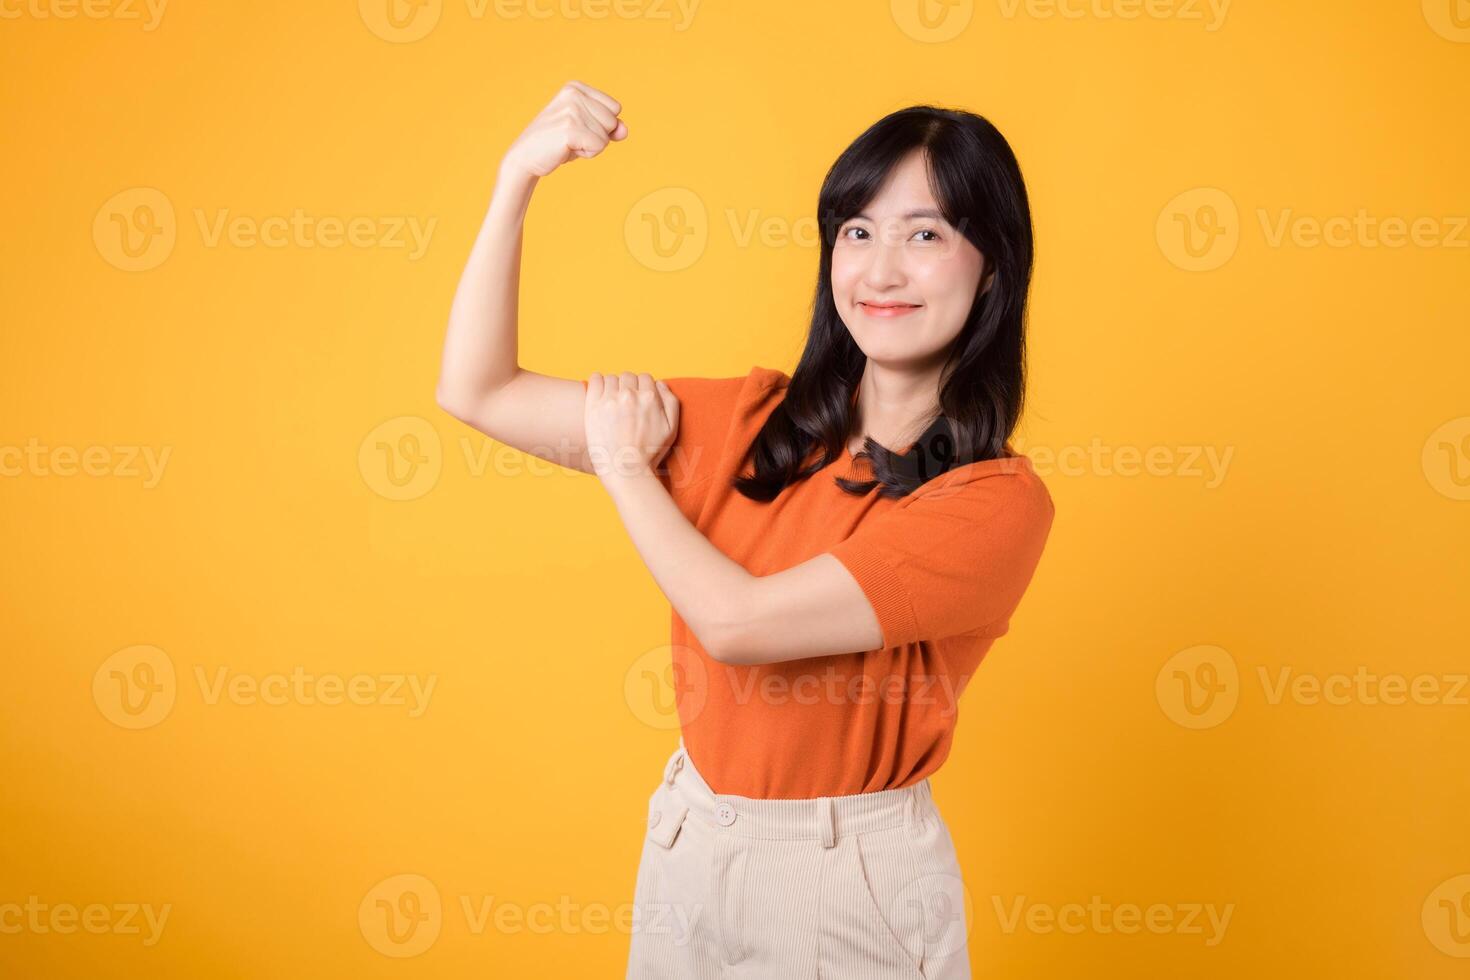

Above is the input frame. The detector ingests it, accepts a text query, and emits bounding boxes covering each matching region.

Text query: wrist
[599,462,662,495]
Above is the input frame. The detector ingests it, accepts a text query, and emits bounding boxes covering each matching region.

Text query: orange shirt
[600,366,1055,798]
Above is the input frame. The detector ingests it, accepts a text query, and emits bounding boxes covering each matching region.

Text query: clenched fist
[502,80,628,180]
[583,372,679,484]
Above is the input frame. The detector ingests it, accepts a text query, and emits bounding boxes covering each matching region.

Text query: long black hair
[733,104,1035,502]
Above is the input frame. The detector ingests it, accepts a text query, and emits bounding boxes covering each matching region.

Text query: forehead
[853,151,943,220]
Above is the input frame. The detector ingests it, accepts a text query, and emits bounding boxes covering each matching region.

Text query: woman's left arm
[587,370,885,665]
[587,371,1055,667]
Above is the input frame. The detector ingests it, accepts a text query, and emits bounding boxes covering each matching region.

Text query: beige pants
[626,739,972,980]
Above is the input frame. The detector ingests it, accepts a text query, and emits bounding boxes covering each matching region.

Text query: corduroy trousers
[625,738,972,979]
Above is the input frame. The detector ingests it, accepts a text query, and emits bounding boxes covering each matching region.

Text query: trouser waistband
[660,737,938,847]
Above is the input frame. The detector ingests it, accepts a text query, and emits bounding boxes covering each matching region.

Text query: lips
[858,301,923,317]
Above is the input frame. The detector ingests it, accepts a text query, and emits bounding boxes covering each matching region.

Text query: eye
[841,224,870,241]
[913,228,940,243]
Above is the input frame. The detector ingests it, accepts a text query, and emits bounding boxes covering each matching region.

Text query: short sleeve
[826,460,1056,646]
[581,373,752,519]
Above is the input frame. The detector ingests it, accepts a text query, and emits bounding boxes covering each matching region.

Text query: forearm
[601,469,757,663]
[436,163,539,410]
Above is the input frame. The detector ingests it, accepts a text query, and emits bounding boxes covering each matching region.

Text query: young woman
[437,81,1055,980]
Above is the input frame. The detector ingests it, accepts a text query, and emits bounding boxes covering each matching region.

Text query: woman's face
[830,149,988,368]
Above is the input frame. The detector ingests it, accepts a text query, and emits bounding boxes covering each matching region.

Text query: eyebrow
[848,208,947,222]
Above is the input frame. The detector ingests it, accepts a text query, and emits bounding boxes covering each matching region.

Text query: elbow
[695,593,762,667]
[703,634,748,667]
[434,383,476,423]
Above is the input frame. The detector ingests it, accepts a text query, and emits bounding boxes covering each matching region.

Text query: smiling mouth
[858,301,923,316]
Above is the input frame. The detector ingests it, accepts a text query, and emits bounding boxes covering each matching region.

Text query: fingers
[587,371,668,401]
[571,96,622,141]
[565,80,621,118]
[657,378,678,427]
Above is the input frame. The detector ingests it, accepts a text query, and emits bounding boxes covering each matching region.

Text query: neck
[850,360,944,454]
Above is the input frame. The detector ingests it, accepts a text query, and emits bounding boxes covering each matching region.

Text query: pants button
[715,802,737,826]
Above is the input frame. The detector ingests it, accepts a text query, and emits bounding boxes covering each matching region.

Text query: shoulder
[904,448,1055,525]
[663,365,789,417]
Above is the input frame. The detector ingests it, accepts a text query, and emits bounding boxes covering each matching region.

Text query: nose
[861,236,907,291]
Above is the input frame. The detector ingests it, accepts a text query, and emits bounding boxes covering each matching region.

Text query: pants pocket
[635,784,691,910]
[902,814,972,979]
[824,827,927,978]
[629,784,705,965]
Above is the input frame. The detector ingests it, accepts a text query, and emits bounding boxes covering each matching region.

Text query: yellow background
[3,0,1468,976]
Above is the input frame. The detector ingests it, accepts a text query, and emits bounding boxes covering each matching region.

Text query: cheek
[918,259,983,320]
[829,253,860,299]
